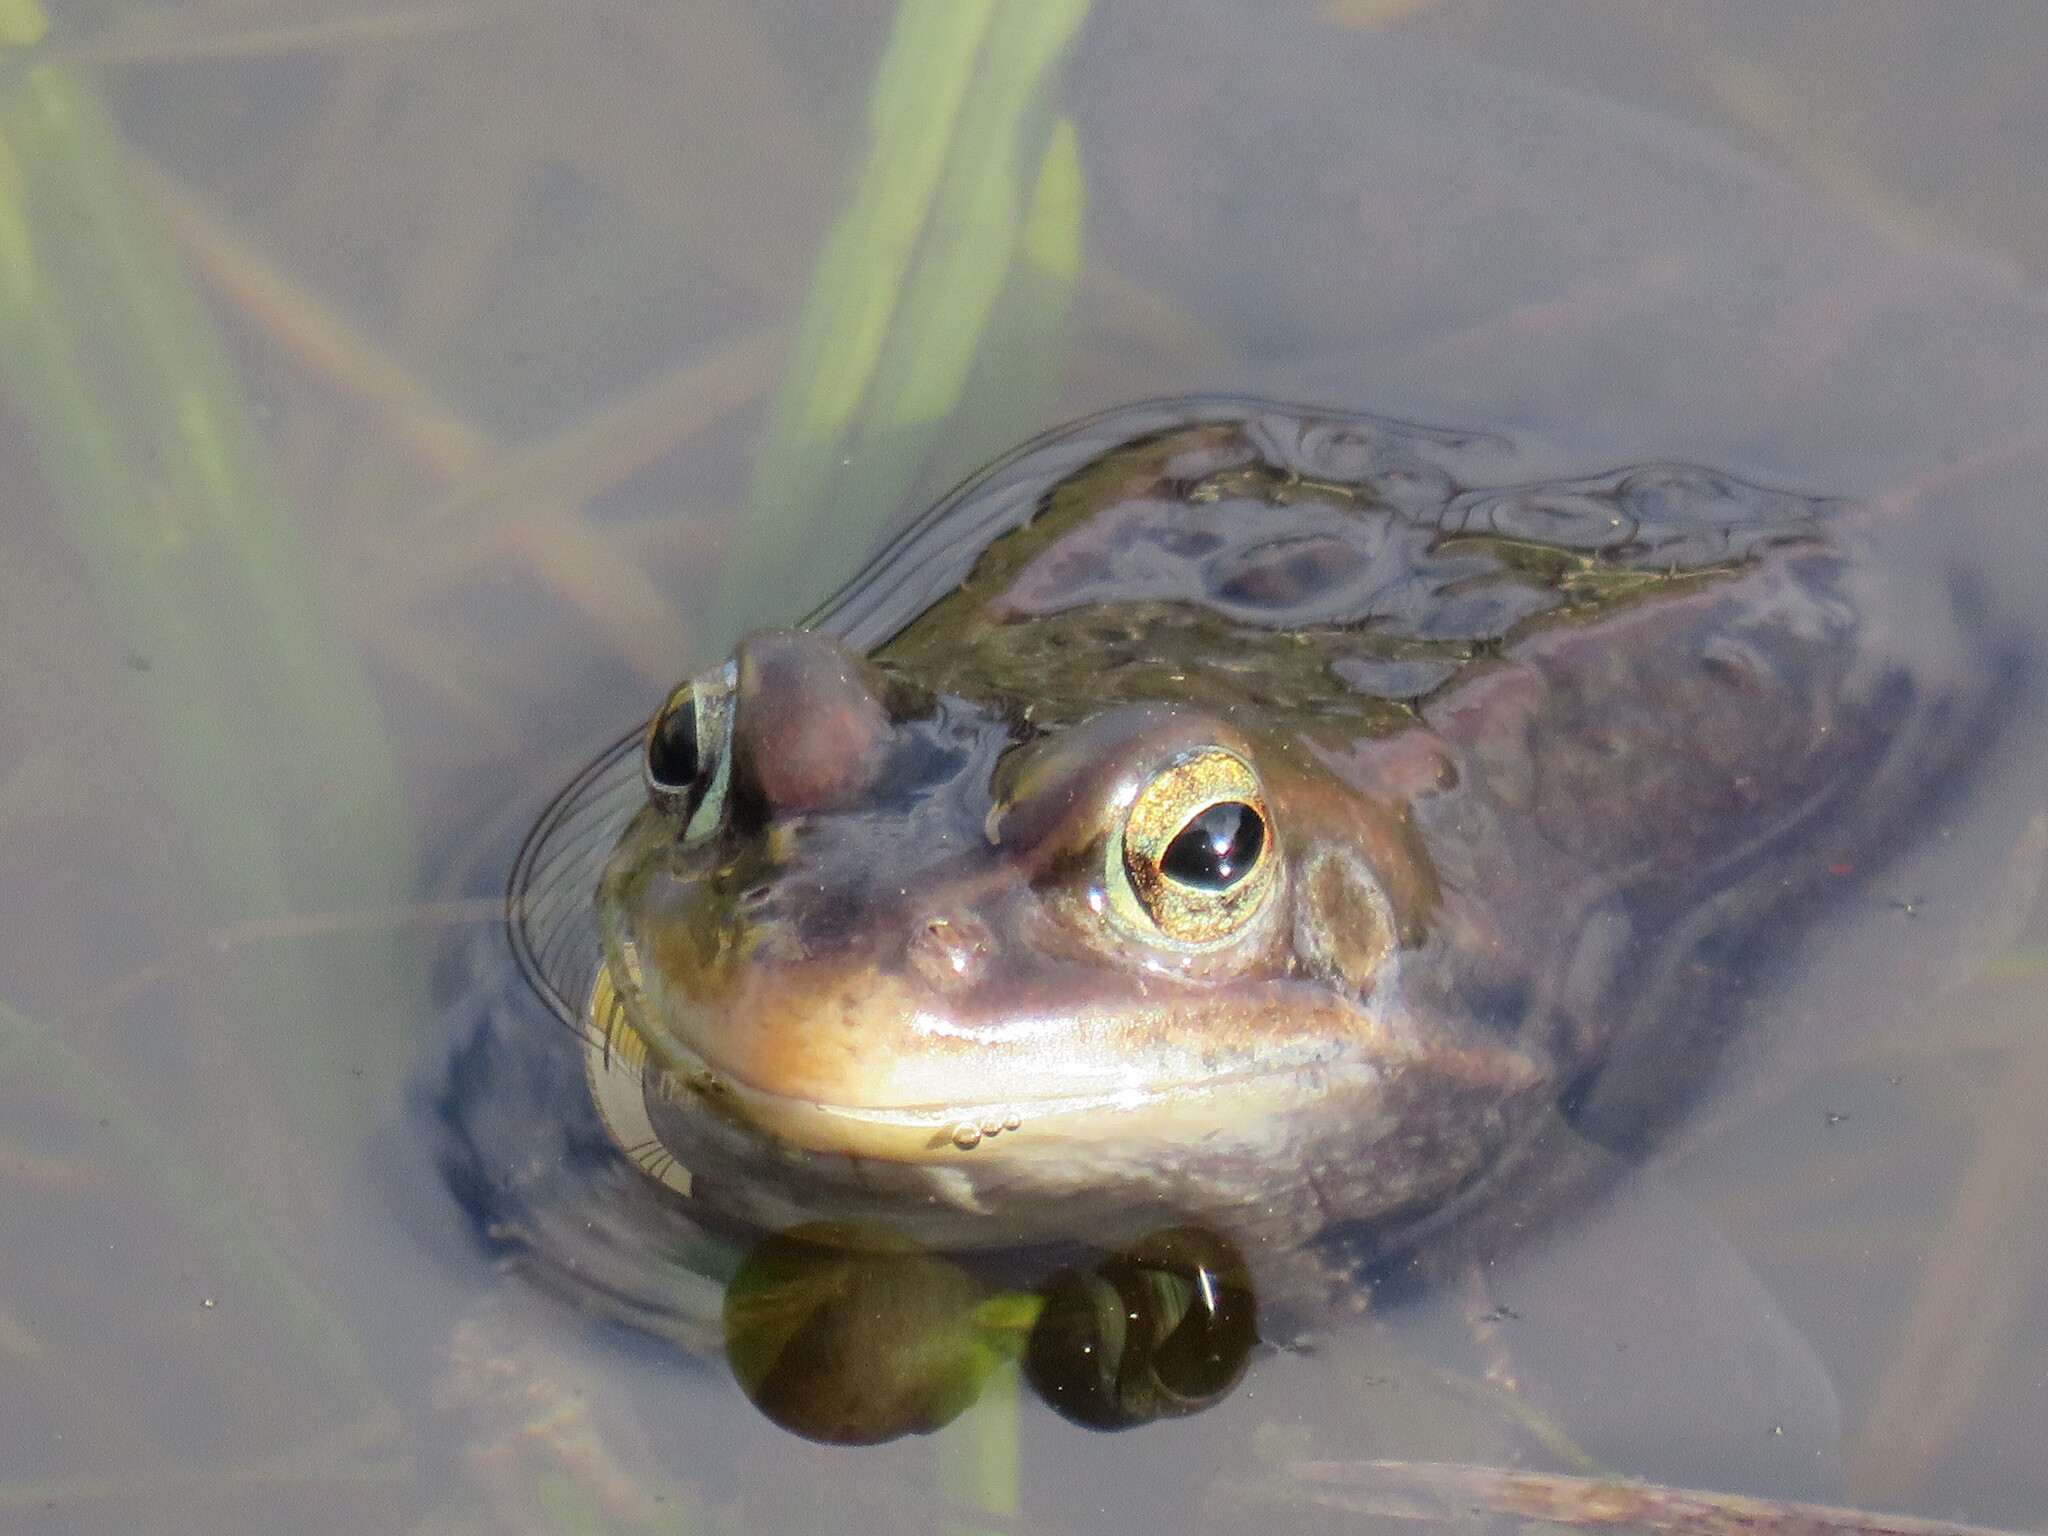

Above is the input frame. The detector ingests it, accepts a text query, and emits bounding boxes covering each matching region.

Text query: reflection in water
[720,1221,1257,1445]
[1025,1225,1258,1433]
[721,1222,1007,1446]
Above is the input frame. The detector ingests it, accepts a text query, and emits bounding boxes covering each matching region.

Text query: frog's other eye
[644,661,737,838]
[646,689,699,792]
[1118,749,1277,945]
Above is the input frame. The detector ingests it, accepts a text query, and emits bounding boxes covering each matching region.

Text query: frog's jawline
[612,990,1370,1164]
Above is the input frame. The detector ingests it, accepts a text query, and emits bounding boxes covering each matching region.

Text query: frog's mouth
[582,962,1385,1182]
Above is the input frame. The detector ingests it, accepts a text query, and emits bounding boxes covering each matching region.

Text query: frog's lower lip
[589,963,1377,1163]
[586,1003,1352,1167]
[679,1051,1355,1163]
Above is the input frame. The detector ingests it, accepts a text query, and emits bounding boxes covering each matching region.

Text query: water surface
[3,2,2048,1531]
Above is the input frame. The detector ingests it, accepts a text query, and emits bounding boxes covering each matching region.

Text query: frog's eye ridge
[646,689,700,792]
[1116,748,1277,946]
[1161,801,1264,890]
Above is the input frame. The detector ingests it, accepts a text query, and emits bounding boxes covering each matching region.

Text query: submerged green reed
[712,0,1092,639]
[0,0,418,1131]
[0,0,413,1426]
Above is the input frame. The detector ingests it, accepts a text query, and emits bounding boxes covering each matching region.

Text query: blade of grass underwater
[0,0,417,1186]
[716,0,996,637]
[712,0,1091,639]
[935,114,1084,504]
[840,6,1090,518]
[937,1360,1022,1536]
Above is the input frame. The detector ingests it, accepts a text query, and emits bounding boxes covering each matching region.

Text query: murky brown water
[2,1,2047,1531]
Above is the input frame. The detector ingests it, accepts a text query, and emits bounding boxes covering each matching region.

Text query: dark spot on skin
[907,913,993,991]
[1457,976,1533,1039]
[1698,639,1768,693]
[1147,526,1225,559]
[875,731,970,806]
[1332,654,1459,700]
[1210,535,1366,607]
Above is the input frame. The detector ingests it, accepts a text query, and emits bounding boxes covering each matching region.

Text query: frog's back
[869,405,1858,738]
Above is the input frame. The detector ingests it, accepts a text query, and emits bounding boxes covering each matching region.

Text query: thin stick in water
[1284,1459,2035,1536]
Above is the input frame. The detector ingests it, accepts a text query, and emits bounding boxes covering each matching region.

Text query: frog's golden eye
[1118,749,1276,945]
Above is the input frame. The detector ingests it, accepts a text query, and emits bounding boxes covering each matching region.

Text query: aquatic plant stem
[0,44,434,1469]
[0,22,409,882]
[712,0,1091,641]
[0,0,420,1133]
[938,1360,1022,1536]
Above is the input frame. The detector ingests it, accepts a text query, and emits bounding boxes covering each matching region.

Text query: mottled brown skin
[585,401,1983,1286]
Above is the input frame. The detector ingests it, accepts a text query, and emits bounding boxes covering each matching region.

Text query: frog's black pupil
[1161,802,1264,890]
[647,698,699,790]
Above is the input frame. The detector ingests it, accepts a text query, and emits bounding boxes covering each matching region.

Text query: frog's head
[596,629,1524,1250]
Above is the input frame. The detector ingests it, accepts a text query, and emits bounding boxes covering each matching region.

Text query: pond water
[6,1,2048,1532]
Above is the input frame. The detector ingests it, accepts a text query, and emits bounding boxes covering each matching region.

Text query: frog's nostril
[907,913,993,991]
[730,629,894,816]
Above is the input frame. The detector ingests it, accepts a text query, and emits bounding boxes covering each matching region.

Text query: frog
[484,395,1991,1315]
